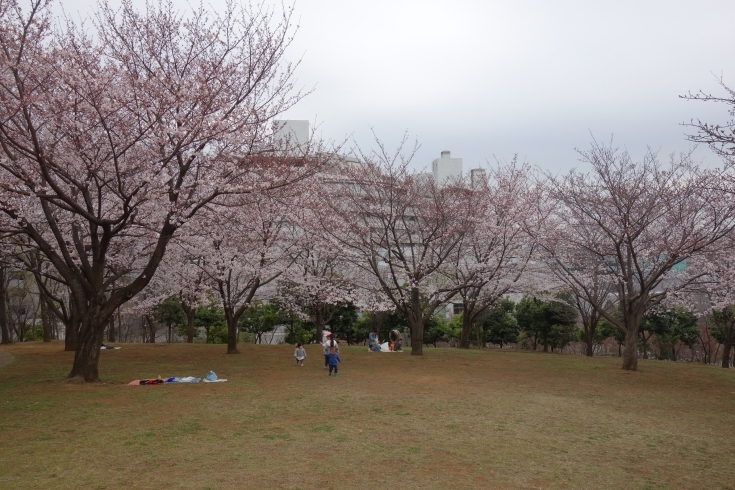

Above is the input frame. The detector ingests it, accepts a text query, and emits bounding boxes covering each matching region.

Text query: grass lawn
[1,342,734,489]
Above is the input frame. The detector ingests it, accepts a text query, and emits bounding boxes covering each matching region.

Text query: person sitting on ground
[389,329,403,351]
[294,343,306,366]
[323,332,339,369]
[368,328,378,352]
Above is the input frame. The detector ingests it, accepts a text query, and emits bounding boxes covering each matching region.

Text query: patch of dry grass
[1,341,734,489]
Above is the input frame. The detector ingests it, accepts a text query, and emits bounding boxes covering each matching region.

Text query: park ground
[1,343,734,490]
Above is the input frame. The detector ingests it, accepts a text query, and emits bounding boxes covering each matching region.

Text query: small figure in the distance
[368,328,378,352]
[323,332,339,369]
[294,342,306,366]
[328,347,340,377]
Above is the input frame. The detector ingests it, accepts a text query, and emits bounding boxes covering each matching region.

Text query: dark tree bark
[585,334,595,357]
[407,287,424,356]
[314,307,323,345]
[181,301,196,344]
[0,266,10,344]
[409,320,424,355]
[149,316,156,344]
[64,301,79,352]
[722,337,732,369]
[459,314,472,349]
[225,312,239,354]
[220,276,261,355]
[622,325,639,371]
[40,290,51,342]
[107,315,115,343]
[69,314,106,383]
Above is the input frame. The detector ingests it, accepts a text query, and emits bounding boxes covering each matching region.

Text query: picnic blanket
[128,372,225,385]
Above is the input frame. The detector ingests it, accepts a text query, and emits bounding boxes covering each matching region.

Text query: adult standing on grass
[323,332,339,369]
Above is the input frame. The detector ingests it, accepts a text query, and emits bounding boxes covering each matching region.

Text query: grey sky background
[65,0,735,174]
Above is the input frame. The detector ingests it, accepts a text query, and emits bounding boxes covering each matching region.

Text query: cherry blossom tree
[0,0,312,381]
[275,176,359,342]
[536,139,735,371]
[141,244,207,344]
[682,77,735,160]
[277,237,357,343]
[447,159,538,349]
[324,137,469,355]
[175,184,308,354]
[672,236,735,367]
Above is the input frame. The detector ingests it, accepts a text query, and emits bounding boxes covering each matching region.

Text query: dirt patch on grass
[1,341,734,489]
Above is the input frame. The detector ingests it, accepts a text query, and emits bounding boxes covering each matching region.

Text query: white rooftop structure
[432,151,462,184]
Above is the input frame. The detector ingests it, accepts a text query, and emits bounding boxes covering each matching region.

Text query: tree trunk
[68,315,106,382]
[185,306,195,343]
[314,306,324,344]
[410,318,424,355]
[721,336,732,368]
[107,315,116,343]
[65,303,79,352]
[40,289,52,342]
[585,334,594,357]
[409,287,423,356]
[459,313,472,349]
[0,266,10,344]
[65,321,78,351]
[622,327,639,371]
[144,315,156,343]
[584,319,598,357]
[226,315,239,354]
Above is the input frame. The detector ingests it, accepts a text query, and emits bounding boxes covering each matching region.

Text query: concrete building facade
[432,150,463,183]
[274,120,310,150]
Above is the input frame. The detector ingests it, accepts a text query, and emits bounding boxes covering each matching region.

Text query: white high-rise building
[432,151,462,184]
[274,120,309,150]
[470,168,486,186]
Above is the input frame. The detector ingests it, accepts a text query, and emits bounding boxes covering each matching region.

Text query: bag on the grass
[205,370,218,382]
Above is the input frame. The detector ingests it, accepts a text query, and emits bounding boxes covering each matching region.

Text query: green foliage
[281,310,315,345]
[641,306,698,360]
[195,303,227,344]
[515,295,578,352]
[357,309,410,345]
[325,303,360,344]
[710,306,735,346]
[424,314,460,347]
[239,302,285,344]
[155,296,186,330]
[353,313,377,344]
[23,322,44,342]
[595,317,623,343]
[480,298,519,347]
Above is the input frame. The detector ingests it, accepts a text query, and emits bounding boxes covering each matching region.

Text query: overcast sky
[67,0,735,174]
